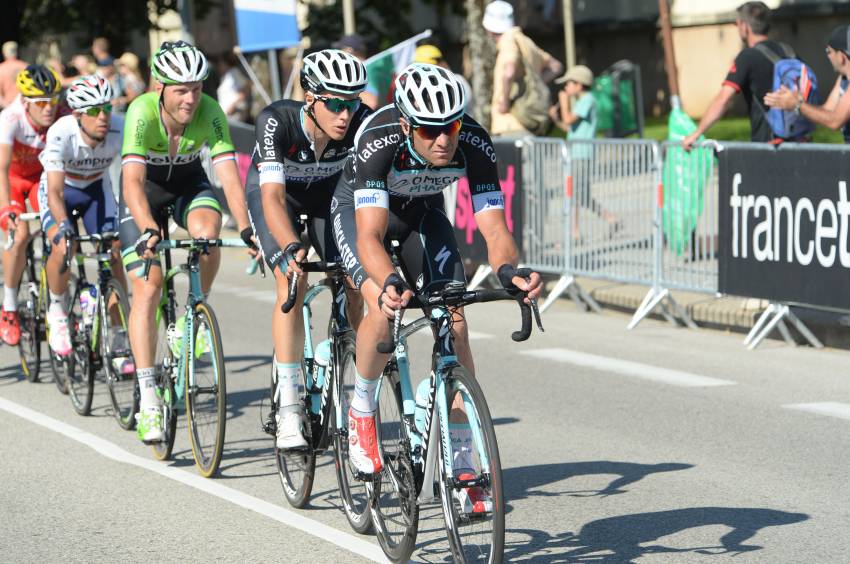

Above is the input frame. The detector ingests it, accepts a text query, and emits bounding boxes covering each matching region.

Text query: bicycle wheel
[332,331,373,534]
[273,358,316,508]
[49,276,71,395]
[18,272,41,383]
[102,279,138,430]
[185,301,226,477]
[152,302,177,461]
[371,366,419,562]
[438,366,504,564]
[67,285,95,416]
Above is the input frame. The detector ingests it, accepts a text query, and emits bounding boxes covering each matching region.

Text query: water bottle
[310,339,332,415]
[79,285,97,327]
[414,378,431,435]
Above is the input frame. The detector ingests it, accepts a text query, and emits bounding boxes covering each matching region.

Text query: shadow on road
[504,461,693,500]
[502,506,809,562]
[225,354,273,374]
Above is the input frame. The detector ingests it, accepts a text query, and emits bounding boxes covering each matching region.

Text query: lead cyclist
[119,41,252,443]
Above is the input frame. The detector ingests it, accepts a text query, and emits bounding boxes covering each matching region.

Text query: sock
[351,370,379,415]
[3,285,17,312]
[137,367,159,409]
[276,362,303,415]
[48,291,67,315]
[449,424,475,474]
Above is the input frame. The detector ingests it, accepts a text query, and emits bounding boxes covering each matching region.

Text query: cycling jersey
[121,91,236,185]
[246,99,371,270]
[0,98,49,182]
[39,114,123,188]
[334,105,505,213]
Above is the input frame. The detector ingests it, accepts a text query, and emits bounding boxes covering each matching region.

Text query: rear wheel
[18,284,41,383]
[186,302,226,478]
[49,277,73,395]
[273,358,316,508]
[103,279,138,430]
[332,331,373,534]
[66,285,95,416]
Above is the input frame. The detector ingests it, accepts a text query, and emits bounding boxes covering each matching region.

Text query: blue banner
[234,0,300,52]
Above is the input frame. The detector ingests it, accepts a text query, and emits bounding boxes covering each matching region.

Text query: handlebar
[280,260,345,313]
[141,237,249,281]
[376,283,544,354]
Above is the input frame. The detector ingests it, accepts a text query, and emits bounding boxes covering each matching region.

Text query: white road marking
[0,396,386,563]
[520,348,736,388]
[783,402,850,421]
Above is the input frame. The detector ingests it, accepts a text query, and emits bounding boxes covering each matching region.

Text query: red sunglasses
[413,118,462,141]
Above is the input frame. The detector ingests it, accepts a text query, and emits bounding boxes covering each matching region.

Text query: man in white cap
[483,0,562,136]
[0,42,28,109]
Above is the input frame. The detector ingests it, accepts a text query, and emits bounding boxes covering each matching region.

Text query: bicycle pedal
[280,445,311,453]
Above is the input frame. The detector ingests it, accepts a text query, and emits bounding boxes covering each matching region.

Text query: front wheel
[438,366,505,564]
[102,279,138,430]
[18,289,42,383]
[152,303,177,462]
[67,285,95,416]
[273,357,316,508]
[332,331,373,534]
[186,302,226,478]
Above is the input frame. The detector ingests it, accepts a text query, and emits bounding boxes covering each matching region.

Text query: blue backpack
[754,42,819,140]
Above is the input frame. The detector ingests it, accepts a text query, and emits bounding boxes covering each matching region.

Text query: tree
[465,0,495,127]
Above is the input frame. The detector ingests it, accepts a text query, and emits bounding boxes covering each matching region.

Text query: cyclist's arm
[46,171,68,225]
[0,143,11,208]
[261,181,300,250]
[122,162,157,232]
[205,97,249,232]
[214,158,250,232]
[355,206,395,286]
[254,104,298,246]
[476,209,519,271]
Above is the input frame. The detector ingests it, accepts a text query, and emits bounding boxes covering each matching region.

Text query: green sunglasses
[315,95,360,113]
[83,104,113,116]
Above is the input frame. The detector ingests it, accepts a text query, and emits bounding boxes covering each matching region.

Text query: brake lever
[529,298,544,332]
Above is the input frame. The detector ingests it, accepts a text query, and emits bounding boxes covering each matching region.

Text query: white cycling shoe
[47,309,72,357]
[276,410,308,450]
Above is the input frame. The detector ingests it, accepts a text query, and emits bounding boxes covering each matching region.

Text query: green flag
[364,30,432,106]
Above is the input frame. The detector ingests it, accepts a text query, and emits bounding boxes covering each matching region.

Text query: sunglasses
[82,104,113,116]
[412,118,463,141]
[315,95,361,113]
[26,96,59,108]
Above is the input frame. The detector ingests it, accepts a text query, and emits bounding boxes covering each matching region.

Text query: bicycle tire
[438,366,505,564]
[152,302,177,461]
[67,284,95,416]
[371,366,419,562]
[331,331,373,534]
[18,265,42,383]
[273,358,316,508]
[186,301,226,477]
[49,276,72,395]
[103,279,138,430]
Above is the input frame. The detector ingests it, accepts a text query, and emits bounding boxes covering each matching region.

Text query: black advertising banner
[718,144,850,309]
[449,139,524,264]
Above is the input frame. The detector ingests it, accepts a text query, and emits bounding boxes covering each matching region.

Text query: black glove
[378,272,409,309]
[281,242,304,269]
[497,264,533,291]
[134,228,160,258]
[52,219,75,246]
[240,227,257,250]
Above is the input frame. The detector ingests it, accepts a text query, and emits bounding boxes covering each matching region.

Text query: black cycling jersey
[249,99,372,194]
[333,105,505,213]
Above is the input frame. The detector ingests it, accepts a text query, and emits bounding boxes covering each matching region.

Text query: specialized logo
[434,245,451,275]
[358,132,402,163]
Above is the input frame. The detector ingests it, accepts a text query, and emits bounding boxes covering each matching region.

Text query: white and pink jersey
[0,99,50,181]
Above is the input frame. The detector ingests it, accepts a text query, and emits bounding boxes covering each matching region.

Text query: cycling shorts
[38,178,118,237]
[9,174,40,214]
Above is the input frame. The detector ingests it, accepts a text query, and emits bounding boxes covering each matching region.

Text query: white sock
[276,362,303,415]
[137,367,159,409]
[48,291,67,315]
[450,424,475,474]
[3,285,17,312]
[351,371,378,415]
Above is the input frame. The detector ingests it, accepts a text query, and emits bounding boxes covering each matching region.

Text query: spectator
[96,57,123,104]
[0,41,28,109]
[70,54,96,78]
[549,65,619,237]
[215,52,250,122]
[413,44,475,115]
[683,2,795,149]
[91,37,113,66]
[332,34,379,109]
[483,0,563,136]
[116,52,146,110]
[764,25,850,141]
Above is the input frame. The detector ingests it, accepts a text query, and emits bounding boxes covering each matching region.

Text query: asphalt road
[1,245,849,563]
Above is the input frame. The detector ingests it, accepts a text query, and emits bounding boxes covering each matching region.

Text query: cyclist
[246,48,371,449]
[120,41,252,443]
[0,65,62,346]
[37,75,132,374]
[332,63,542,512]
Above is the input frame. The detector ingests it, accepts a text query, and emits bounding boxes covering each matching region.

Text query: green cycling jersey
[121,91,235,184]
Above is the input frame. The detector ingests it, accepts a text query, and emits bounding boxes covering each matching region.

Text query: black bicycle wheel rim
[186,302,226,477]
[332,332,374,534]
[103,279,138,430]
[438,366,505,564]
[67,287,95,416]
[371,367,419,562]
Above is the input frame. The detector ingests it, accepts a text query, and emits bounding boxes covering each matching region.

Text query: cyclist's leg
[1,178,35,345]
[248,183,308,448]
[91,176,128,292]
[174,178,222,294]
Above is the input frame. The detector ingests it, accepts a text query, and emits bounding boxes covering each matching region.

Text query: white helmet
[394,63,465,126]
[66,75,114,110]
[151,40,209,84]
[300,49,367,96]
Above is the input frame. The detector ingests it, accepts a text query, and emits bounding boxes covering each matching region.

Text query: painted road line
[520,348,736,387]
[783,402,850,421]
[0,396,387,563]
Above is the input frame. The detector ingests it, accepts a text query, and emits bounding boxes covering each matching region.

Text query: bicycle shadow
[503,461,694,501]
[501,506,809,562]
[226,386,268,420]
[224,354,273,374]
